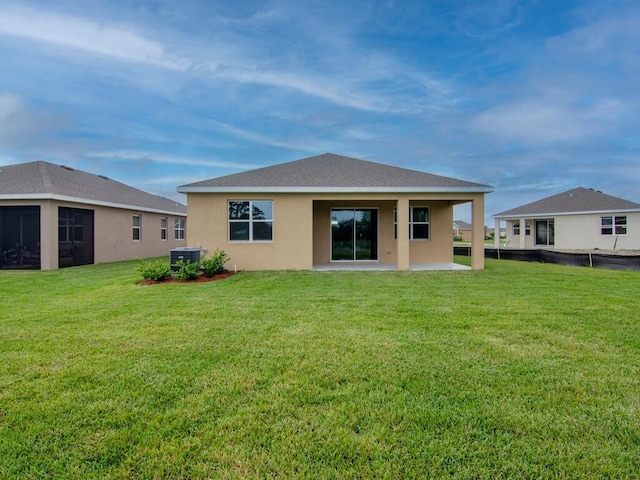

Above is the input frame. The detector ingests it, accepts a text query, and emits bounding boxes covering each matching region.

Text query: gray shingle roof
[453,220,473,230]
[178,153,493,193]
[494,187,640,218]
[0,161,186,214]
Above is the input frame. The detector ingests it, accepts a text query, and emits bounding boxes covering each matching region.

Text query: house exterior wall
[456,229,473,242]
[409,200,454,264]
[556,212,640,250]
[503,212,640,250]
[186,192,478,270]
[91,204,186,264]
[0,198,186,270]
[187,192,314,270]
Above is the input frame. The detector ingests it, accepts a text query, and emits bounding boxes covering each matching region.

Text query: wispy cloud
[452,0,536,38]
[0,4,453,114]
[85,150,260,170]
[468,99,618,144]
[205,119,319,152]
[0,93,68,147]
[0,5,185,70]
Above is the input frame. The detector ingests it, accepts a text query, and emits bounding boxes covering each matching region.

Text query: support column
[494,218,501,248]
[40,200,59,270]
[471,196,485,270]
[519,217,526,248]
[396,197,410,271]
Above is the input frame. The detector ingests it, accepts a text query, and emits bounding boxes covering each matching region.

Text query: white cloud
[0,5,184,69]
[0,93,67,145]
[85,150,259,170]
[0,4,454,114]
[469,101,595,144]
[206,119,320,151]
[546,7,640,64]
[453,0,535,38]
[0,93,22,120]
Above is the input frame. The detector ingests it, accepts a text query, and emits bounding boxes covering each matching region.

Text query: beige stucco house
[0,161,187,270]
[493,187,640,251]
[178,153,493,270]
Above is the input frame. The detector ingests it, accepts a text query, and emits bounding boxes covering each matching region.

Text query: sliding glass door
[535,219,555,246]
[331,209,378,261]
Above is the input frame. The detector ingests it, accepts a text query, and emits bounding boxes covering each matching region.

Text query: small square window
[229,200,273,242]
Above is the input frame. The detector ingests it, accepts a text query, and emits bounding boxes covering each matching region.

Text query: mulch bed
[138,271,236,285]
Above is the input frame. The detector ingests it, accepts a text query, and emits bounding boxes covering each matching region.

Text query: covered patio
[312,195,486,271]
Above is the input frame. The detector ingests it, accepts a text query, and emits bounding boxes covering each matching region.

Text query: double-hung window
[228,200,273,242]
[601,216,627,235]
[410,207,430,239]
[133,215,141,241]
[160,217,167,240]
[175,218,185,240]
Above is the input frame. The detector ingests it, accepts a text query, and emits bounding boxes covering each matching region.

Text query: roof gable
[0,161,186,214]
[178,153,493,193]
[494,187,640,218]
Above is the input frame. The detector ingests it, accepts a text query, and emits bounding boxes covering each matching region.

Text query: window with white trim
[513,221,531,236]
[160,217,167,240]
[393,207,430,239]
[410,206,430,239]
[228,200,273,242]
[174,218,185,240]
[133,215,141,241]
[601,216,627,235]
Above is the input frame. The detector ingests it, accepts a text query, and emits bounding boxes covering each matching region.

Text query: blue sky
[1,0,639,224]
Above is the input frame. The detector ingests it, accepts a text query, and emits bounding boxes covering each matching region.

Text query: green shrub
[137,259,172,281]
[172,260,201,281]
[200,249,229,277]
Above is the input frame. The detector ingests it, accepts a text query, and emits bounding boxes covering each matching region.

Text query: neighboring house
[177,153,493,270]
[454,221,490,241]
[453,220,473,241]
[0,161,187,270]
[493,187,640,250]
[453,220,472,242]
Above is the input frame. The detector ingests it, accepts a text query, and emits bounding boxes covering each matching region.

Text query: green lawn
[1,258,639,479]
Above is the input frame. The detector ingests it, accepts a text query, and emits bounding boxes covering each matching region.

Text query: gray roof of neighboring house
[494,187,640,218]
[0,161,186,214]
[178,153,493,193]
[453,220,473,230]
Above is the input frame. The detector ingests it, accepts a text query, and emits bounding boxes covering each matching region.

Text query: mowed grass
[1,258,639,479]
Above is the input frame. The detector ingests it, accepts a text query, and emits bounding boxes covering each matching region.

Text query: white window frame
[133,214,141,242]
[228,200,273,242]
[513,221,531,236]
[410,206,430,240]
[160,217,167,241]
[174,218,185,240]
[393,206,431,240]
[601,216,627,235]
